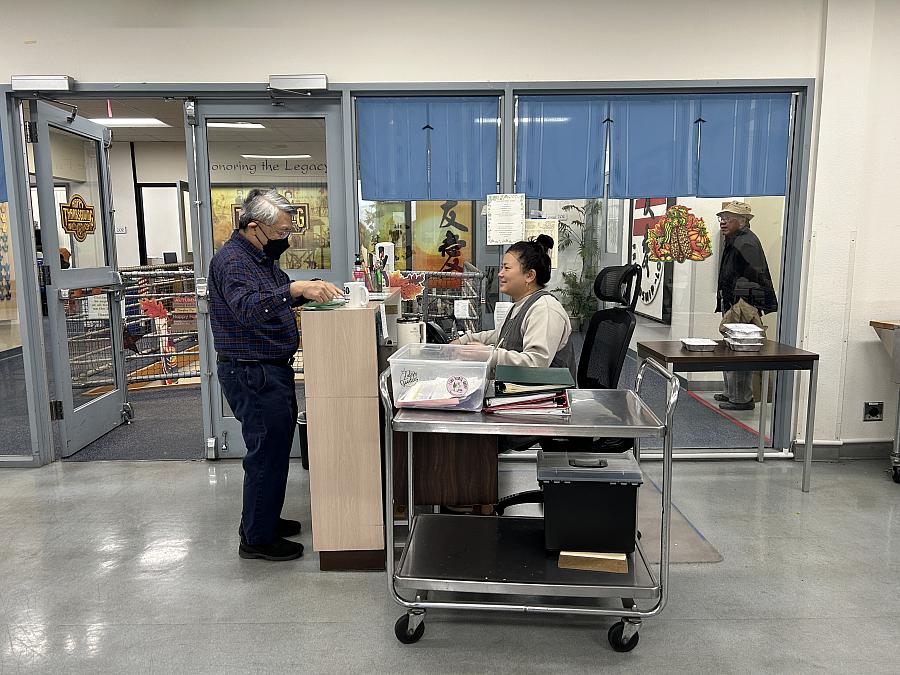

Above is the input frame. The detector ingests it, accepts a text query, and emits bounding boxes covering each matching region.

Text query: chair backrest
[577,265,641,390]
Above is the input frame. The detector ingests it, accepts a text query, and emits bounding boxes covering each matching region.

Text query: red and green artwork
[647,205,712,263]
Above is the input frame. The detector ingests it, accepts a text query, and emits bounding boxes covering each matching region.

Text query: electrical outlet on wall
[863,402,884,422]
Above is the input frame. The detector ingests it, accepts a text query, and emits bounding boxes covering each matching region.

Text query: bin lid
[537,450,643,484]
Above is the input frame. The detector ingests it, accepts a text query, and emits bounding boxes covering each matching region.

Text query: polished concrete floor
[1,458,899,673]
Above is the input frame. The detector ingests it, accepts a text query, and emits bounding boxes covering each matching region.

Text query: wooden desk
[636,340,820,492]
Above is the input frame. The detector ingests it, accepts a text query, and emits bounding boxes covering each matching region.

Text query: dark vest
[496,290,576,378]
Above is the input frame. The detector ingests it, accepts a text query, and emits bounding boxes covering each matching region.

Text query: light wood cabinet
[301,291,399,570]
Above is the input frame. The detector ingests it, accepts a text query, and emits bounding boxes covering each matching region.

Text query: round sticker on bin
[446,375,469,397]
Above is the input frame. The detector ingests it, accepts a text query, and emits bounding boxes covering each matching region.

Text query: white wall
[6,0,900,449]
[0,0,823,83]
[108,143,141,267]
[799,0,900,444]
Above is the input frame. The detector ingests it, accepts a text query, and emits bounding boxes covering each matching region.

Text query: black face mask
[263,237,291,260]
[257,225,291,259]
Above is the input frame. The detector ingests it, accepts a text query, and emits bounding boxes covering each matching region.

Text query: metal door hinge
[24,121,38,143]
[50,400,64,420]
[121,401,134,424]
[195,277,209,314]
[185,100,197,126]
[206,436,218,460]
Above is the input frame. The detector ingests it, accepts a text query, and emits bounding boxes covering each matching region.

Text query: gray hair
[238,188,297,229]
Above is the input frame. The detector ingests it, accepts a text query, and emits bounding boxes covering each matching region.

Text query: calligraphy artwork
[646,205,713,263]
[412,201,474,288]
[438,200,469,233]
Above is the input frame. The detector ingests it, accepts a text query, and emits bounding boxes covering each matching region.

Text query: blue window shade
[697,94,792,197]
[608,96,700,199]
[515,96,608,199]
[357,97,498,201]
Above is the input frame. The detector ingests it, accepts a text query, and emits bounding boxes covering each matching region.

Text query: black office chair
[495,263,641,515]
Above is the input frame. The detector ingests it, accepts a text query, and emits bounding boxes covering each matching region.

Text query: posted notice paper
[486,193,526,246]
[524,218,560,268]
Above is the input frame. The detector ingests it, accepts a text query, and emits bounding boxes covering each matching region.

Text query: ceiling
[65,98,327,145]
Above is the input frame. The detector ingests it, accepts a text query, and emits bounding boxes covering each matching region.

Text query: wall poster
[630,198,674,324]
[211,184,330,271]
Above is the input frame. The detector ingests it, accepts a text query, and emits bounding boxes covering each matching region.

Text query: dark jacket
[716,228,778,314]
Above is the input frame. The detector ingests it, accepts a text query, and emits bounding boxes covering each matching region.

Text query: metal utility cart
[378,358,680,652]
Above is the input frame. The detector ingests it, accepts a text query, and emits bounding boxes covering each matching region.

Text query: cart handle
[635,357,681,429]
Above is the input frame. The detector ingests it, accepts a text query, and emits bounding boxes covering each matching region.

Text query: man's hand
[290,280,344,303]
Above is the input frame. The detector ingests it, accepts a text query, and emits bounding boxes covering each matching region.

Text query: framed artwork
[212,184,330,270]
[630,198,674,324]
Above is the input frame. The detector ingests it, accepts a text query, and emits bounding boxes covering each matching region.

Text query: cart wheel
[892,467,900,484]
[608,622,640,652]
[394,614,426,644]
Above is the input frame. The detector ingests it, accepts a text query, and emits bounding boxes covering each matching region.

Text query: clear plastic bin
[388,343,494,412]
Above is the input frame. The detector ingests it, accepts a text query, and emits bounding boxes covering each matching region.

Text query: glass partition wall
[509,93,794,452]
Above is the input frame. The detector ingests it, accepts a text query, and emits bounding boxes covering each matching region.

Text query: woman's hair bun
[534,234,555,252]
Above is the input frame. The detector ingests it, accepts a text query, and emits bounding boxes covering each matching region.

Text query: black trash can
[537,450,642,553]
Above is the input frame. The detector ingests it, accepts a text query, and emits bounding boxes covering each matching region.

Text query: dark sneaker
[239,518,302,544]
[239,537,304,561]
[714,393,729,402]
[719,401,754,411]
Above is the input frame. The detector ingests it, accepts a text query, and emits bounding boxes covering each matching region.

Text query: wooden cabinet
[301,294,396,570]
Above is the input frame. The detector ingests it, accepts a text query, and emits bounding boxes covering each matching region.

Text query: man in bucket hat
[715,201,778,411]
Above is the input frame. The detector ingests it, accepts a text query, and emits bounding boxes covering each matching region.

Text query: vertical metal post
[757,371,769,462]
[802,360,819,493]
[407,432,415,528]
[380,370,395,580]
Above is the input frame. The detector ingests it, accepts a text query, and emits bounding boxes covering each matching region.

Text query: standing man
[715,201,778,411]
[209,189,342,561]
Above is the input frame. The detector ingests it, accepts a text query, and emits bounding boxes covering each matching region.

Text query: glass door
[186,98,348,458]
[29,100,127,457]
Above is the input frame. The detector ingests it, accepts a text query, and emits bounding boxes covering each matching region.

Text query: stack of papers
[484,391,571,416]
[396,377,484,409]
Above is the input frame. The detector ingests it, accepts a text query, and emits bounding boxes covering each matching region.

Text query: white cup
[344,281,369,307]
[397,318,426,347]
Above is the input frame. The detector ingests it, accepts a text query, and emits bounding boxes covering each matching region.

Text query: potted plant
[555,200,602,331]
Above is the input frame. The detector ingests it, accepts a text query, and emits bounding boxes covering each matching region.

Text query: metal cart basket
[378,358,680,652]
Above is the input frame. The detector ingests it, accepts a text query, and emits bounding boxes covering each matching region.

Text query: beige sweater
[457,293,572,370]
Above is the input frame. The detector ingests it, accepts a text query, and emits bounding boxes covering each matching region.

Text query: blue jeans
[218,361,298,545]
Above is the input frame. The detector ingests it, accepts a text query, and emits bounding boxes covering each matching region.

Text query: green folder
[494,365,575,395]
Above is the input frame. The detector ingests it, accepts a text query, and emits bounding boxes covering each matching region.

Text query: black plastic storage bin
[537,450,643,553]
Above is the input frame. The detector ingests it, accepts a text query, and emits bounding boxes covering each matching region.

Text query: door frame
[185,96,349,459]
[29,99,128,458]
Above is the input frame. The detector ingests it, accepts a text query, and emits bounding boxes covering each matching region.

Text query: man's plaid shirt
[208,230,307,360]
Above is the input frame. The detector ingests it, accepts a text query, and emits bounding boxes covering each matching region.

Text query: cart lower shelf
[396,514,659,600]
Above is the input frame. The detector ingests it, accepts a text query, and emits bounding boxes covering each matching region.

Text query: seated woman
[452,235,575,376]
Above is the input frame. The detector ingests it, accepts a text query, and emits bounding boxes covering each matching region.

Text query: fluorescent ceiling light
[241,154,311,159]
[89,117,170,128]
[208,122,267,129]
